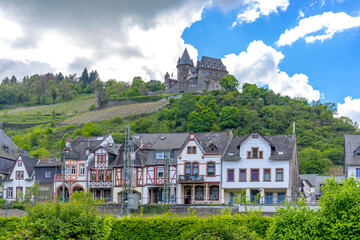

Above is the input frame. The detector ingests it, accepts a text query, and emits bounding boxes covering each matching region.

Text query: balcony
[178,175,204,182]
[54,174,77,182]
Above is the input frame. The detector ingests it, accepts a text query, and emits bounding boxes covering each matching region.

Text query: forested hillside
[0,73,358,175]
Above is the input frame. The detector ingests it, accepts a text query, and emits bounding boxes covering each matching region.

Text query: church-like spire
[177,48,194,67]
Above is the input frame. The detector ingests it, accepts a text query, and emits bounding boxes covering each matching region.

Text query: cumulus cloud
[277,11,360,46]
[297,10,305,19]
[232,0,289,26]
[337,97,360,124]
[0,0,205,81]
[222,40,320,101]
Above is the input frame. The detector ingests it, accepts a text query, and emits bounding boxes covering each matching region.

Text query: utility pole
[122,125,131,216]
[163,152,170,204]
[61,150,65,202]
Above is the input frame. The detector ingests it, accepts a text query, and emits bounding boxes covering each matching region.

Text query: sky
[0,0,359,124]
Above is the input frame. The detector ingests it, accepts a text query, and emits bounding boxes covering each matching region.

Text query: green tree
[220,74,239,92]
[219,106,240,129]
[177,94,197,119]
[298,147,332,174]
[187,111,203,132]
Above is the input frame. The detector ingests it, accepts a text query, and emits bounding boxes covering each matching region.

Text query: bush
[0,216,26,240]
[23,191,112,239]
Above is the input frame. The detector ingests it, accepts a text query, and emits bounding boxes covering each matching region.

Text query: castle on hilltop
[164,49,228,93]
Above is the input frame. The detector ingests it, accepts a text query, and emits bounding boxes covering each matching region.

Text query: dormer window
[86,149,90,155]
[3,146,9,153]
[247,147,263,159]
[209,144,216,152]
[355,147,360,157]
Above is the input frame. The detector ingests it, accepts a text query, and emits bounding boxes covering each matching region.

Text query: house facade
[221,131,299,205]
[4,153,39,201]
[344,134,360,178]
[54,135,114,200]
[177,131,232,204]
[87,144,120,202]
[34,156,61,201]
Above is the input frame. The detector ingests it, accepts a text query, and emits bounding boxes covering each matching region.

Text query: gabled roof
[132,133,188,150]
[65,135,107,160]
[88,143,122,169]
[238,130,274,147]
[0,156,16,174]
[344,135,360,166]
[198,56,227,72]
[0,129,20,160]
[35,158,61,168]
[19,154,39,178]
[193,132,232,155]
[222,134,296,161]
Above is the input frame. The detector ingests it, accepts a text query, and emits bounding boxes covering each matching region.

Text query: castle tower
[176,49,194,92]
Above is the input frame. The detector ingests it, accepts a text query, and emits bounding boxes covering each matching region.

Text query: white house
[344,135,360,178]
[4,153,40,201]
[221,131,298,205]
[177,131,232,204]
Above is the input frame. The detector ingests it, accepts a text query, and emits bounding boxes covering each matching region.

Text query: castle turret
[177,48,194,92]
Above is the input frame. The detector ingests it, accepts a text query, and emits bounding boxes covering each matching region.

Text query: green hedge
[0,216,26,240]
[109,212,272,240]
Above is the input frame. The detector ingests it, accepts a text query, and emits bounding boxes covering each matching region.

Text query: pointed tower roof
[177,48,194,67]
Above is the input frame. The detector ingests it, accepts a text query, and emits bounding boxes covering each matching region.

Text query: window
[357,151,360,157]
[264,169,271,181]
[210,145,216,152]
[276,168,284,181]
[227,169,234,182]
[45,171,51,179]
[210,186,219,200]
[80,164,85,175]
[158,168,164,178]
[356,168,360,178]
[0,176,2,186]
[207,162,215,177]
[277,192,285,204]
[239,169,247,182]
[252,135,258,139]
[18,160,22,167]
[156,152,165,159]
[16,171,24,180]
[91,171,97,181]
[247,151,251,159]
[247,148,263,159]
[265,192,273,204]
[86,149,90,155]
[250,169,259,182]
[71,166,76,175]
[65,165,70,175]
[185,163,191,175]
[229,192,235,204]
[187,146,197,154]
[16,187,23,200]
[99,171,104,181]
[195,186,204,200]
[192,163,199,176]
[8,188,13,198]
[106,171,112,181]
[38,187,50,200]
[3,146,9,153]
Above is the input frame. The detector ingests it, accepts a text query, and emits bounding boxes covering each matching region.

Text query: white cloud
[222,40,320,101]
[337,97,360,124]
[297,10,305,19]
[277,11,360,46]
[232,0,289,26]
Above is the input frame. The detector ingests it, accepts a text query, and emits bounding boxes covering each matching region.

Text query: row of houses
[2,123,360,205]
[1,127,301,205]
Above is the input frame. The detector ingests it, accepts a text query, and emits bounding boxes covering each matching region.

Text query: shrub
[0,216,26,240]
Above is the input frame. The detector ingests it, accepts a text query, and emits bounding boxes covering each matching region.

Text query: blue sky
[0,0,359,123]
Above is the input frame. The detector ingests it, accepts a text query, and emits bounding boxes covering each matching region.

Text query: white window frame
[71,166,76,175]
[80,164,85,175]
[65,165,70,175]
[45,171,51,179]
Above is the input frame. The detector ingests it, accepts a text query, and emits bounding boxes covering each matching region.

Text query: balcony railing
[178,175,204,182]
[229,196,319,206]
[54,174,77,181]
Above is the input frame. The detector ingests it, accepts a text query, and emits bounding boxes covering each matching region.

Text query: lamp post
[3,188,8,217]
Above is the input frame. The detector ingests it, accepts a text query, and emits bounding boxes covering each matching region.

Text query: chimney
[293,121,296,135]
[42,155,46,163]
[226,128,230,136]
[66,136,71,147]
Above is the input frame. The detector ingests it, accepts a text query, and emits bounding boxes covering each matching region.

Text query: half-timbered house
[176,131,232,204]
[54,134,114,200]
[87,143,121,202]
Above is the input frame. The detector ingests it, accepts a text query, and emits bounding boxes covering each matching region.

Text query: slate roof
[198,56,227,72]
[222,134,296,161]
[20,154,40,179]
[299,174,345,196]
[110,145,144,168]
[65,135,107,160]
[177,48,194,66]
[0,129,20,160]
[0,157,16,174]
[132,133,188,150]
[194,132,232,154]
[344,135,360,166]
[35,158,61,168]
[88,143,121,169]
